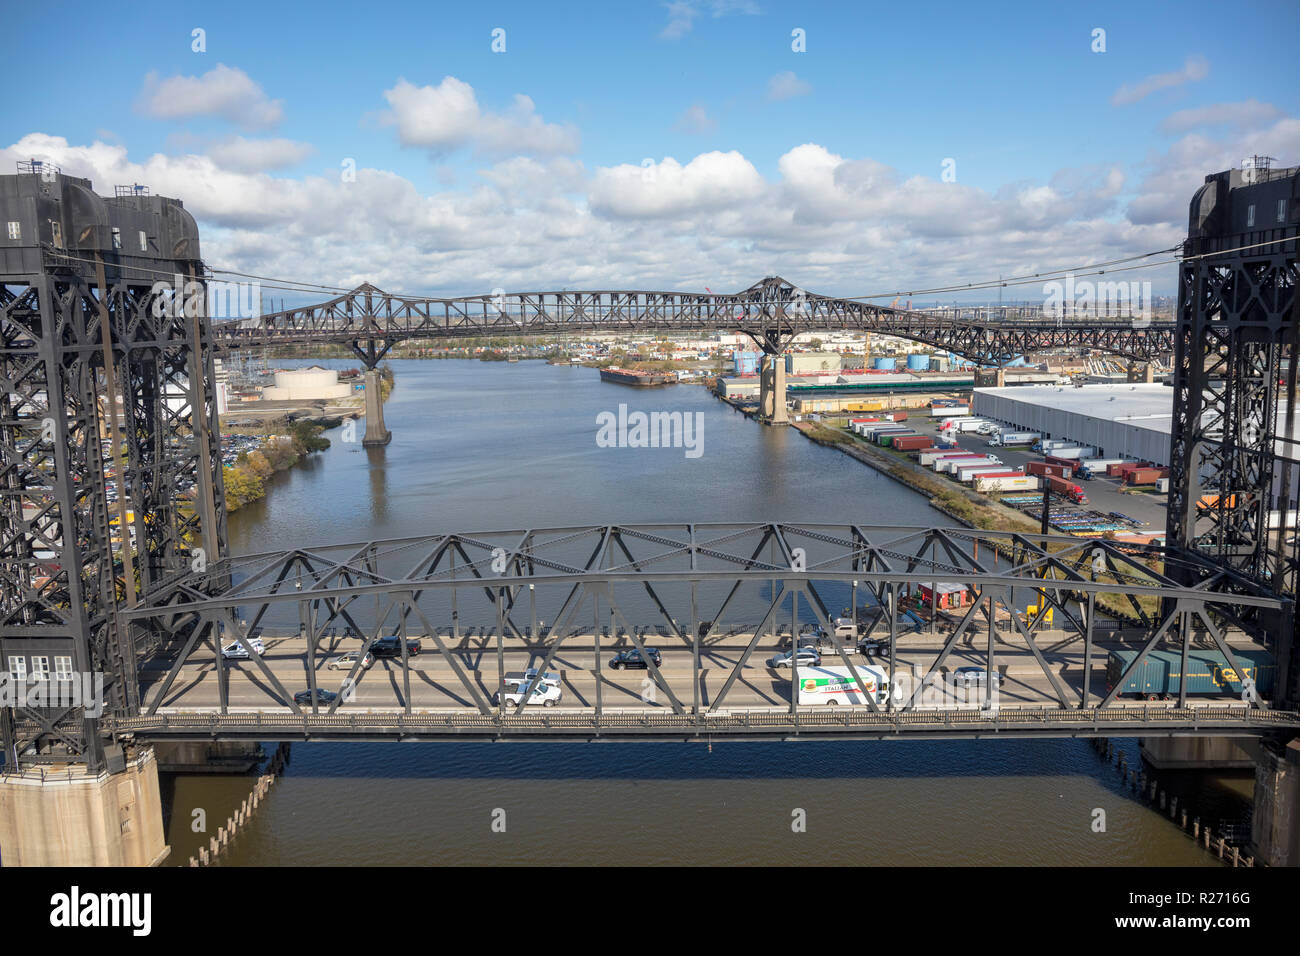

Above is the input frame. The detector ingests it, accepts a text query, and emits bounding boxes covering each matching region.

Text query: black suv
[370,636,422,658]
[609,647,661,669]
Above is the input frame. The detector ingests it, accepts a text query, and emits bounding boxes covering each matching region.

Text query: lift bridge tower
[0,163,226,782]
[1166,159,1300,694]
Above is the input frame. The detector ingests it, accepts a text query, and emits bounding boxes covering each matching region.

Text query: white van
[796,665,889,706]
[495,670,562,708]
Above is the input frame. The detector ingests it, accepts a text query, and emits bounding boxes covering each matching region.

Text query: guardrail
[101,705,1300,740]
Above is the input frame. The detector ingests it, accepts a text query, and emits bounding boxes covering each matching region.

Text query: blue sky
[3,0,1297,302]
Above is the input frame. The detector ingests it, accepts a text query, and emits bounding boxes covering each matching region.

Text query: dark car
[370,636,422,658]
[293,688,338,706]
[609,647,662,669]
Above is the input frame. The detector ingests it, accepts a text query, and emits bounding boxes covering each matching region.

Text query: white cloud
[380,78,579,158]
[767,71,811,101]
[659,0,759,40]
[675,105,717,134]
[1160,99,1283,134]
[1111,56,1209,106]
[137,64,284,129]
[589,151,766,218]
[206,136,315,172]
[11,108,1285,303]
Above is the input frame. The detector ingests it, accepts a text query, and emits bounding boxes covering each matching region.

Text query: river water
[161,359,1247,865]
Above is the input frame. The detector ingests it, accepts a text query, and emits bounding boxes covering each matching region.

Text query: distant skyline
[2,0,1296,304]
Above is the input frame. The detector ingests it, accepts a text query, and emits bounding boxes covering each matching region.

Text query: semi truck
[1046,475,1088,504]
[795,664,890,706]
[987,430,1038,447]
[1105,648,1275,699]
[1076,458,1125,479]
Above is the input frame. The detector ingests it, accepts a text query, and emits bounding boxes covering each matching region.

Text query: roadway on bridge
[138,628,1268,715]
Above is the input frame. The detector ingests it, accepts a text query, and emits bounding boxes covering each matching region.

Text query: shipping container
[975,474,1040,493]
[931,404,970,417]
[1107,461,1141,477]
[958,466,1022,483]
[935,455,982,473]
[1042,445,1095,461]
[891,435,934,452]
[1026,460,1072,480]
[1076,458,1126,479]
[1047,475,1088,503]
[878,430,919,447]
[1043,454,1082,475]
[943,456,1001,476]
[919,449,968,466]
[1105,648,1275,699]
[1125,466,1169,486]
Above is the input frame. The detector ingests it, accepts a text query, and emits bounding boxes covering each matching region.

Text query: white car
[495,670,562,708]
[221,637,265,660]
[326,650,374,671]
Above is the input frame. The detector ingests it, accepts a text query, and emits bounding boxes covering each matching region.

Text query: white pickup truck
[494,670,562,708]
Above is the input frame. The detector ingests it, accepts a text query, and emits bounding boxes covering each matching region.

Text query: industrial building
[973,383,1175,465]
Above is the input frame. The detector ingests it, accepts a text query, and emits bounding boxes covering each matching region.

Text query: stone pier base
[362,367,391,446]
[0,746,169,866]
[1252,738,1300,867]
[759,354,788,424]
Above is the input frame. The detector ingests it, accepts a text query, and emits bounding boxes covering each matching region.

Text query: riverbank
[221,420,335,514]
[791,420,1158,624]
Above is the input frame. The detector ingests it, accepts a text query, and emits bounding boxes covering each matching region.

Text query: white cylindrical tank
[261,366,354,401]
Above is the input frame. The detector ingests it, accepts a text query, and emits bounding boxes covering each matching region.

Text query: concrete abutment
[0,745,168,866]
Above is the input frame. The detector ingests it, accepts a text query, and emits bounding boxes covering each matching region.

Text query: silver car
[326,650,373,671]
[768,647,821,669]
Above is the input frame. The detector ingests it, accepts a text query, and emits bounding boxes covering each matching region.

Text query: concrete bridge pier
[1251,737,1300,867]
[362,367,391,446]
[0,745,169,866]
[759,353,788,424]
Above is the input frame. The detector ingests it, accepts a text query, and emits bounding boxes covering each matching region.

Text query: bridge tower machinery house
[0,164,227,773]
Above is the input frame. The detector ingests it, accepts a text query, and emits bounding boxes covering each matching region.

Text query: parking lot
[899,415,1169,534]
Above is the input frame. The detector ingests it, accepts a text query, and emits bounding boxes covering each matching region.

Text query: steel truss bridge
[215,277,1174,365]
[0,165,1295,770]
[108,523,1298,741]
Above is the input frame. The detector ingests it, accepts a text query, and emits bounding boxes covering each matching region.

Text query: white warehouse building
[973,383,1175,465]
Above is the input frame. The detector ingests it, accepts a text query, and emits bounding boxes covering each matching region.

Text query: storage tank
[906,354,930,371]
[260,366,355,401]
[873,357,897,371]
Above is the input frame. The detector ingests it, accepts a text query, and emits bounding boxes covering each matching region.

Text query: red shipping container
[1125,467,1169,485]
[892,435,933,451]
[888,411,909,422]
[1028,461,1071,480]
